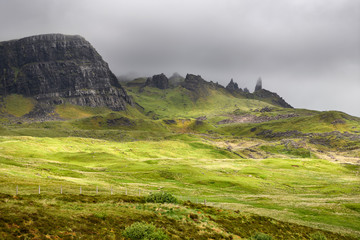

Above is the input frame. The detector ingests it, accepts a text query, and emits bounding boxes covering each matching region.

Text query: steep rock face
[0,34,132,111]
[145,73,169,89]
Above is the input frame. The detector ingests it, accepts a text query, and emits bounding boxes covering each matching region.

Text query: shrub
[93,212,107,220]
[250,232,273,240]
[123,222,168,240]
[310,232,327,240]
[145,192,178,204]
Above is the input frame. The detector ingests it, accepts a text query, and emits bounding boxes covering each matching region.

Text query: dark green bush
[310,232,327,240]
[145,192,178,204]
[250,232,273,240]
[123,222,168,240]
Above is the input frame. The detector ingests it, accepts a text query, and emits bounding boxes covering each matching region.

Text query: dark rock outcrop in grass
[145,73,169,89]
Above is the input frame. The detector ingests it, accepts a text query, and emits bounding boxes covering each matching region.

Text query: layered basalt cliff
[0,34,132,111]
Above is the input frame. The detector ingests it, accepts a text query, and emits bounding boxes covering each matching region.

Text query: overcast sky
[0,0,359,116]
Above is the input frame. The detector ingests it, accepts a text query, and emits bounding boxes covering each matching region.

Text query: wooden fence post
[38,185,40,195]
[125,187,127,195]
[60,185,62,194]
[111,186,113,195]
[80,186,82,194]
[138,189,141,196]
[96,186,98,194]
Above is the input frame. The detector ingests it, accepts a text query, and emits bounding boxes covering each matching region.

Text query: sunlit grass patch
[2,94,35,117]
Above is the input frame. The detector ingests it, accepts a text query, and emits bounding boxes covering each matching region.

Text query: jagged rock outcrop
[226,78,240,91]
[145,73,169,89]
[0,34,132,111]
[180,74,211,99]
[181,74,209,88]
[255,77,262,92]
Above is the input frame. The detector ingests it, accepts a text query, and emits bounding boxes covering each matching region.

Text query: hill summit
[0,34,132,112]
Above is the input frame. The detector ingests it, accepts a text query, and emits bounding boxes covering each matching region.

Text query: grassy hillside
[125,85,272,119]
[0,135,359,238]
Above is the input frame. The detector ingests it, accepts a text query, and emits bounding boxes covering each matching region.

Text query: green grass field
[0,135,359,239]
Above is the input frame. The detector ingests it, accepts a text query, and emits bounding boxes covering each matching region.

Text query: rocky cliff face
[0,34,132,111]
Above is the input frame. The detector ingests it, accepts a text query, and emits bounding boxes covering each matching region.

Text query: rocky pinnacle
[255,77,262,92]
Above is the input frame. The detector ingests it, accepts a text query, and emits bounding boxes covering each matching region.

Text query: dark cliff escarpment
[0,34,132,111]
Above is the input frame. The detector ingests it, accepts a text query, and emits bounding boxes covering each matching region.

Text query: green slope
[125,85,272,119]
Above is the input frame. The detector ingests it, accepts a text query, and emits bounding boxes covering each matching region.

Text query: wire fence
[0,183,225,208]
